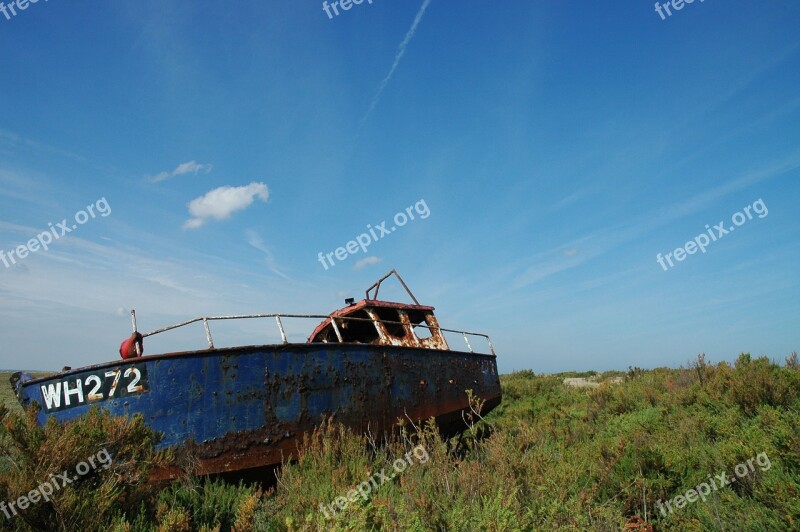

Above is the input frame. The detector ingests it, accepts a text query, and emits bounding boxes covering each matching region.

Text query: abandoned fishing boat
[11,270,501,477]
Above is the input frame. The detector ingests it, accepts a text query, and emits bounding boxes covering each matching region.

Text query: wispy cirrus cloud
[148,160,213,183]
[245,229,290,280]
[183,182,269,230]
[0,128,92,166]
[510,152,800,290]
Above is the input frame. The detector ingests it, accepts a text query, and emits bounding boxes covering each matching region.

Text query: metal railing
[130,310,495,356]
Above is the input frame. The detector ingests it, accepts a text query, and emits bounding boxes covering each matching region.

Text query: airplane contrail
[360,0,433,127]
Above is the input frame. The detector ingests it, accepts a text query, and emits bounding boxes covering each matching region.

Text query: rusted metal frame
[136,311,496,355]
[365,309,390,343]
[142,316,210,338]
[400,311,421,348]
[141,313,330,338]
[329,317,344,343]
[331,316,492,354]
[365,269,420,305]
[419,313,449,350]
[485,336,496,356]
[367,310,417,348]
[463,332,494,356]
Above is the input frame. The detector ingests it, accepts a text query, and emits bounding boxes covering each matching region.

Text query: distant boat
[11,271,501,478]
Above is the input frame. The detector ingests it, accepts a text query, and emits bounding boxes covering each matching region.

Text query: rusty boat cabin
[309,299,449,349]
[13,270,502,477]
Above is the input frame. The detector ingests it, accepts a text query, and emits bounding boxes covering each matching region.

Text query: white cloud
[182,218,205,230]
[148,160,213,183]
[354,256,383,270]
[174,161,210,175]
[149,171,170,182]
[183,182,269,230]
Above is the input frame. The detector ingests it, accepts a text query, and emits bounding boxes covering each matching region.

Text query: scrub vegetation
[1,353,799,531]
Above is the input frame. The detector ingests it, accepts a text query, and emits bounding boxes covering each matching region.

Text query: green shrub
[0,405,168,531]
[4,358,799,530]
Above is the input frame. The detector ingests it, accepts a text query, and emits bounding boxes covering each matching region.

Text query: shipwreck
[12,270,501,477]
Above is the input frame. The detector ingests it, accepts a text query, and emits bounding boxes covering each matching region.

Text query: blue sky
[1,0,798,373]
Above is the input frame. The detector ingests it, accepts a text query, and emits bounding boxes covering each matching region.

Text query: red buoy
[119,332,143,359]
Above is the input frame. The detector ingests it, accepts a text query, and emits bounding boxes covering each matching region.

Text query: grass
[0,371,52,414]
[0,370,52,476]
[1,354,799,531]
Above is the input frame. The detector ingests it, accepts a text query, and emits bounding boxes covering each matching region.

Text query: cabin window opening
[413,322,434,340]
[315,327,338,343]
[374,308,406,339]
[407,310,435,340]
[338,310,381,343]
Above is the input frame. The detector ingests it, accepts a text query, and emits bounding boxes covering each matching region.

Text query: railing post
[462,332,473,353]
[203,318,215,349]
[130,310,142,356]
[275,316,288,344]
[486,336,495,356]
[330,318,344,343]
[370,314,389,342]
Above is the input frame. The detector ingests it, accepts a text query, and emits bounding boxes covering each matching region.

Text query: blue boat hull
[17,343,501,476]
